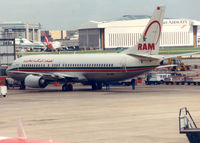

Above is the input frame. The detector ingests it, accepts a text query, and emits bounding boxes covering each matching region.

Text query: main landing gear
[62,83,73,91]
[91,82,102,90]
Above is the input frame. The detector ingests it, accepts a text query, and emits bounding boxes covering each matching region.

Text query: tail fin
[44,32,50,45]
[122,6,165,55]
[44,32,54,50]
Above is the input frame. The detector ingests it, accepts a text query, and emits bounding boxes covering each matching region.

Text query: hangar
[0,21,41,42]
[78,16,200,50]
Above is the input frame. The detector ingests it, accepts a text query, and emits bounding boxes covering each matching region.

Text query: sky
[0,0,199,30]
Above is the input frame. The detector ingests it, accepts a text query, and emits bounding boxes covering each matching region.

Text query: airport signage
[163,20,188,25]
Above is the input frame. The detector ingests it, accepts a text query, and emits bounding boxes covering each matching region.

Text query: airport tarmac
[0,84,200,143]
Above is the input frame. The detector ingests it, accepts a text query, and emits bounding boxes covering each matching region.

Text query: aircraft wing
[0,138,63,143]
[7,71,85,81]
[41,73,78,81]
[163,52,200,59]
[129,52,200,61]
[128,54,162,60]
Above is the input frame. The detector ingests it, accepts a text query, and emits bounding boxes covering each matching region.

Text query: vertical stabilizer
[44,32,49,45]
[122,6,165,55]
[44,32,54,50]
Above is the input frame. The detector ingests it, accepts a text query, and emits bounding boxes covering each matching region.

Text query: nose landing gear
[62,83,73,91]
[20,81,26,90]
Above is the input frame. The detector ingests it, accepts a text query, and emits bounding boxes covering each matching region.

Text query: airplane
[0,136,62,143]
[0,120,63,143]
[6,6,198,91]
[44,32,61,51]
[15,38,46,52]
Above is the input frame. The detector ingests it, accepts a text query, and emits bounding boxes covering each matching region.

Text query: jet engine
[24,75,48,88]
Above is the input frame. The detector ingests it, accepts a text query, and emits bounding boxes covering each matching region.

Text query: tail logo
[138,43,155,50]
[138,20,161,51]
[143,37,147,42]
[143,20,161,44]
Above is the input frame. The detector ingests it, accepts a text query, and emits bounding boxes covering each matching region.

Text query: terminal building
[0,21,42,42]
[79,16,200,50]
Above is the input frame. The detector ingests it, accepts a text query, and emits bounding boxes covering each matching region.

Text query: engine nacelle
[24,75,48,88]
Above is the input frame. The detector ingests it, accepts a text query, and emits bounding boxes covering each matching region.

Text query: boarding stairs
[179,107,200,143]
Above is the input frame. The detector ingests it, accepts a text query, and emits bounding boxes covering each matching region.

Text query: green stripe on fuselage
[8,65,158,71]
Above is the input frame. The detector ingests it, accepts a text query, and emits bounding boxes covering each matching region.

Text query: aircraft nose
[6,66,10,75]
[6,65,13,75]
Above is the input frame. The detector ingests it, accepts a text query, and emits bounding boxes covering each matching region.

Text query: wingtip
[17,118,27,139]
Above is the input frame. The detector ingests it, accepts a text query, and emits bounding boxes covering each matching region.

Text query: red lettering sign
[143,43,147,50]
[24,59,54,63]
[138,43,155,50]
[148,43,155,50]
[138,43,142,50]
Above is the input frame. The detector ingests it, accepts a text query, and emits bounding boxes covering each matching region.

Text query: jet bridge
[179,107,200,143]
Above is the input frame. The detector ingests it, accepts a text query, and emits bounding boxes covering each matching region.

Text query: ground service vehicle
[145,73,171,85]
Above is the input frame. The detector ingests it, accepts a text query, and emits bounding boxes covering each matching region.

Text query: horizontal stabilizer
[128,53,162,61]
[156,64,178,69]
[163,52,200,59]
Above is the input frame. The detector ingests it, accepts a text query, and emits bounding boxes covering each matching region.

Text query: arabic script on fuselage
[23,59,54,63]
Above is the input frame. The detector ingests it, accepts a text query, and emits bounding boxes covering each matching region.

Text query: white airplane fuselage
[7,6,166,90]
[7,53,161,82]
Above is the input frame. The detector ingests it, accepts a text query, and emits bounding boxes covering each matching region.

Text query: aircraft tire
[62,84,67,91]
[62,84,73,91]
[19,81,26,90]
[92,82,97,90]
[67,84,73,91]
[97,82,102,90]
